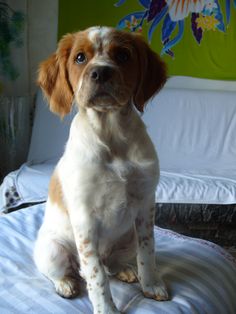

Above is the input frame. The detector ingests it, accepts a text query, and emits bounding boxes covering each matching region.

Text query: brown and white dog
[34,26,168,314]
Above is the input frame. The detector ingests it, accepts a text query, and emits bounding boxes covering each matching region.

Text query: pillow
[27,89,77,164]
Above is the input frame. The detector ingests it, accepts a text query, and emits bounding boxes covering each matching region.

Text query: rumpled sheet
[157,170,236,204]
[0,163,54,213]
[0,203,235,313]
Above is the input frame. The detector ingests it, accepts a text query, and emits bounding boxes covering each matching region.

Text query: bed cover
[0,202,236,314]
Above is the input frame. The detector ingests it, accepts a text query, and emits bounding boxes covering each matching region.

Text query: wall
[58,0,236,83]
[28,0,58,101]
[0,0,58,99]
[0,0,28,96]
[0,0,58,177]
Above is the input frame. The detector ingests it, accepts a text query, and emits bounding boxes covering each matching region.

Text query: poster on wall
[58,0,236,81]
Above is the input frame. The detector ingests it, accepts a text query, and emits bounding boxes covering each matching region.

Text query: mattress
[0,203,236,313]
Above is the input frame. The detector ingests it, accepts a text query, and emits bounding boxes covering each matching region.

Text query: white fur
[88,26,111,50]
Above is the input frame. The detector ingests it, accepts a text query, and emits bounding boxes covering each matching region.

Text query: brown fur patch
[132,34,167,112]
[79,244,85,252]
[49,171,67,213]
[38,34,75,117]
[84,250,94,258]
[93,266,98,273]
[83,238,90,245]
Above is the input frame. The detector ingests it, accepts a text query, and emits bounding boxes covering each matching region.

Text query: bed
[1,79,236,313]
[0,202,236,313]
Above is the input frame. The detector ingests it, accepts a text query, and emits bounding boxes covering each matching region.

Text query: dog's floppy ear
[133,35,167,112]
[38,34,75,117]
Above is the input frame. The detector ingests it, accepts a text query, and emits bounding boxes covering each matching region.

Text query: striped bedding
[0,204,235,314]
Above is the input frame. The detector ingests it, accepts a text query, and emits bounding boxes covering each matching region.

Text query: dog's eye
[116,49,130,63]
[76,52,87,64]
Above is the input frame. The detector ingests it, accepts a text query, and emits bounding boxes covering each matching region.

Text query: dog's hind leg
[34,236,82,298]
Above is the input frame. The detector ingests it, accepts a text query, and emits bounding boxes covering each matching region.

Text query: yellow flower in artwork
[125,15,138,29]
[196,14,219,31]
[125,15,142,33]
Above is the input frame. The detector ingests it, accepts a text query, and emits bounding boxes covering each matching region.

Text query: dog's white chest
[60,111,159,239]
[90,157,156,232]
[62,152,156,231]
[91,159,140,218]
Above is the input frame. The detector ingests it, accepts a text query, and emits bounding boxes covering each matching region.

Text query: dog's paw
[116,268,138,283]
[54,276,80,298]
[142,278,169,301]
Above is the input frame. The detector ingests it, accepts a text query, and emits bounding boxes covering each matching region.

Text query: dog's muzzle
[77,64,129,111]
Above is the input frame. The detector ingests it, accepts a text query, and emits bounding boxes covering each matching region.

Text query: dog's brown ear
[133,35,167,112]
[38,34,75,117]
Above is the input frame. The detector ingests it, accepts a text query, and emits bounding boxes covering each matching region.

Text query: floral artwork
[115,0,236,58]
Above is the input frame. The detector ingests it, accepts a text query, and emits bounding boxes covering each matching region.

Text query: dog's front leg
[135,204,169,301]
[69,209,121,314]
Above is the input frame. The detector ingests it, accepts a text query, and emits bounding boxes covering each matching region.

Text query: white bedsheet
[0,203,235,313]
[0,163,54,212]
[157,170,236,204]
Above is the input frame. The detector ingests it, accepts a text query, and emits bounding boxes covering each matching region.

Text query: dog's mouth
[77,78,131,112]
[88,89,125,112]
[92,91,113,99]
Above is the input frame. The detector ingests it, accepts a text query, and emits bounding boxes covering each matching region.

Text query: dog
[34,26,168,314]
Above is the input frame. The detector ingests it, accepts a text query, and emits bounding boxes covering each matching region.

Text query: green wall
[58,1,140,36]
[58,0,236,80]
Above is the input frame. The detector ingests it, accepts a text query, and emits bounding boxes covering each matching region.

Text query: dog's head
[38,26,167,117]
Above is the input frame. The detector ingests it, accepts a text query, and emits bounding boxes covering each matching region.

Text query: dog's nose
[90,66,113,83]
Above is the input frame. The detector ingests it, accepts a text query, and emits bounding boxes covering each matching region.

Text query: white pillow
[27,89,76,164]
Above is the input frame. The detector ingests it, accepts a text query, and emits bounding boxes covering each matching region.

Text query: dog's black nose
[90,66,113,83]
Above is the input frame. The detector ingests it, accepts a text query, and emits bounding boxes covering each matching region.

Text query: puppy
[34,26,168,314]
